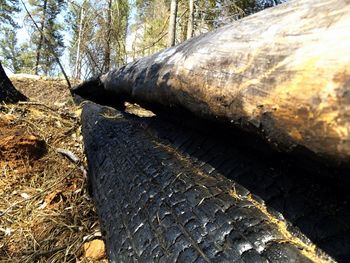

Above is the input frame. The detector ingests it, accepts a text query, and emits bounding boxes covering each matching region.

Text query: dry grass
[11,76,80,107]
[0,77,106,262]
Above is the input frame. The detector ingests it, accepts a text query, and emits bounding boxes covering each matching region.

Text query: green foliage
[67,0,130,79]
[0,0,285,76]
[110,0,130,66]
[28,0,66,75]
[130,0,267,57]
[67,0,96,78]
[0,0,20,28]
[129,0,286,59]
[129,0,168,58]
[0,27,21,72]
[17,43,36,73]
[194,0,272,30]
[0,27,36,73]
[0,0,21,72]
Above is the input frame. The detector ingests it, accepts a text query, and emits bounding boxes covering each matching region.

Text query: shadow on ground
[138,108,350,262]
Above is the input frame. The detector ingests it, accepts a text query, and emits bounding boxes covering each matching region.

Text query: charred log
[82,102,335,263]
[73,0,350,165]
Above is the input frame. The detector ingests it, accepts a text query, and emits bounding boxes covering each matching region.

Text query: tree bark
[74,0,350,165]
[35,0,48,75]
[104,0,113,72]
[187,0,194,40]
[0,62,27,103]
[168,0,178,47]
[74,4,85,79]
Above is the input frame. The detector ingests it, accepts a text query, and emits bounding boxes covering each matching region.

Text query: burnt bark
[82,102,334,263]
[73,0,350,165]
[0,62,27,103]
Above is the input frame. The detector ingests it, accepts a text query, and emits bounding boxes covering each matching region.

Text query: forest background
[0,0,285,80]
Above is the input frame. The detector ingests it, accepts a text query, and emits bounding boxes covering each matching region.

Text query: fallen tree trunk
[82,102,333,263]
[0,62,27,103]
[74,0,350,164]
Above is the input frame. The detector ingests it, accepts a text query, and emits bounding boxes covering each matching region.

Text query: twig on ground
[31,246,67,260]
[57,148,80,164]
[18,101,56,110]
[56,148,87,177]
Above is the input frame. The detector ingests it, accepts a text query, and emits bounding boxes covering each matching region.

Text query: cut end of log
[71,76,125,109]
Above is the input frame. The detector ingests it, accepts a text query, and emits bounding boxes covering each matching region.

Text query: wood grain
[77,0,350,164]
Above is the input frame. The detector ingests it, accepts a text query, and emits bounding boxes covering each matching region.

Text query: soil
[11,76,79,107]
[0,117,46,165]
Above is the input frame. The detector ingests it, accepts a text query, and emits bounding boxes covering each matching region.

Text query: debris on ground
[83,240,106,260]
[0,76,106,262]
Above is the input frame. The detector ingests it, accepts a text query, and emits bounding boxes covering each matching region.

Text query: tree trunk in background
[34,0,48,75]
[0,62,27,103]
[187,0,194,40]
[74,0,350,165]
[168,0,178,47]
[104,0,112,72]
[74,5,84,79]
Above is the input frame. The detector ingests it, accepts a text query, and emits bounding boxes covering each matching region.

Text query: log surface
[0,63,27,103]
[75,0,350,164]
[81,102,339,263]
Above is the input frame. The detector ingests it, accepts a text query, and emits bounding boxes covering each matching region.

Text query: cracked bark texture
[82,102,336,263]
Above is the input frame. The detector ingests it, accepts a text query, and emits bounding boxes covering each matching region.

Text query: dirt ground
[0,76,107,262]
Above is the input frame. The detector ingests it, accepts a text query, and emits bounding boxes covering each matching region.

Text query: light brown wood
[77,0,350,164]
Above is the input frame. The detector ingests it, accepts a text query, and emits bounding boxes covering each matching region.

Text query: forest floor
[0,76,107,262]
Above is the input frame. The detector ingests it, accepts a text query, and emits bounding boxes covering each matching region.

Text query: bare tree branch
[20,0,72,89]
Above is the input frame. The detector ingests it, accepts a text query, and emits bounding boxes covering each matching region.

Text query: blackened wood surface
[0,63,27,103]
[82,102,335,263]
